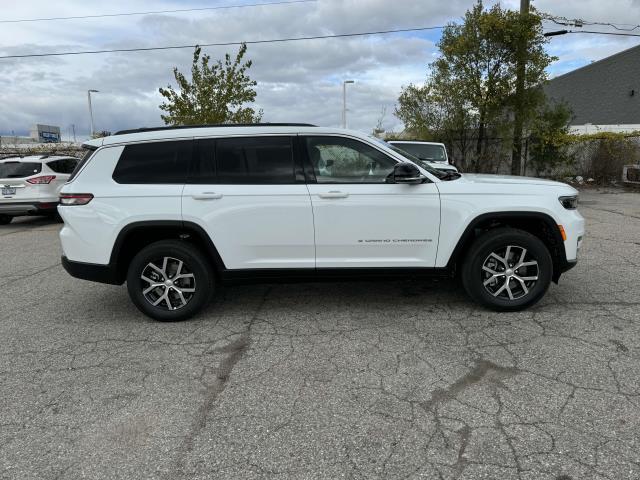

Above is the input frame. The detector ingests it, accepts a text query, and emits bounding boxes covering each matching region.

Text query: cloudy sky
[1,0,639,140]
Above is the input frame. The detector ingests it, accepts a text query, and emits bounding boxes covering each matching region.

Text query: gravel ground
[1,188,640,480]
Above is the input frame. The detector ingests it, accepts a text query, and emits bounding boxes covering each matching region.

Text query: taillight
[27,175,56,184]
[59,193,93,206]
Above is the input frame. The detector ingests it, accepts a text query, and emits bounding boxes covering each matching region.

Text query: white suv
[388,141,459,173]
[1,155,80,224]
[59,124,584,321]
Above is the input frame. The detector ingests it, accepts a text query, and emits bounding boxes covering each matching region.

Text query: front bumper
[0,201,58,216]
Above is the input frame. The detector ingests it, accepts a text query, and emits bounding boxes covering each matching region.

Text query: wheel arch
[109,220,225,284]
[446,211,568,283]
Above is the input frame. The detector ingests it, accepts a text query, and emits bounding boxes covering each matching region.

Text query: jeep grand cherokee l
[58,124,584,321]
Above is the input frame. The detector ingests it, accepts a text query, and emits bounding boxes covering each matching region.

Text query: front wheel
[126,240,214,321]
[461,228,553,311]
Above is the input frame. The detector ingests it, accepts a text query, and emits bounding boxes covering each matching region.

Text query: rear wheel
[461,228,552,311]
[126,240,214,321]
[0,215,12,225]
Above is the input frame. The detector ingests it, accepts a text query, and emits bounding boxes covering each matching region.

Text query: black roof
[114,123,317,136]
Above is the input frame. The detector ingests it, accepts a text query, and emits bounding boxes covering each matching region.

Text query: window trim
[300,134,405,185]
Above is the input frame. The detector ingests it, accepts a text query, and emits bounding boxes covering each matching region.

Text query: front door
[303,135,440,268]
[182,136,315,270]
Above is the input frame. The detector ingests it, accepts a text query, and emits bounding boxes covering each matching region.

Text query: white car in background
[0,155,80,225]
[388,141,459,173]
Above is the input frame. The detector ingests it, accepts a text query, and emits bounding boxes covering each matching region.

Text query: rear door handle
[318,191,349,199]
[192,192,223,200]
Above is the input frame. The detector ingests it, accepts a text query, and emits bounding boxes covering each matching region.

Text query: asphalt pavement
[1,188,640,479]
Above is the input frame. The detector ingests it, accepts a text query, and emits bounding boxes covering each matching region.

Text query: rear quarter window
[47,158,79,174]
[68,148,96,182]
[112,140,192,184]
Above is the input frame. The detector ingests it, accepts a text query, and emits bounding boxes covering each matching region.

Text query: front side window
[113,141,191,184]
[216,136,295,184]
[305,136,397,184]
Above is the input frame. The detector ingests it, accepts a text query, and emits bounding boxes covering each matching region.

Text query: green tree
[395,80,477,169]
[396,1,555,172]
[159,43,263,125]
[395,83,440,140]
[528,102,573,175]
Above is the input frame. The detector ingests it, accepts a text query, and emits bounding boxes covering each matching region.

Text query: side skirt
[220,267,452,285]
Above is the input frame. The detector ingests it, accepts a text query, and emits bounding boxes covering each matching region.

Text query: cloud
[1,0,638,139]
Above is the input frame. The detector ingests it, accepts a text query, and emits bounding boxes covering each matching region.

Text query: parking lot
[0,189,638,479]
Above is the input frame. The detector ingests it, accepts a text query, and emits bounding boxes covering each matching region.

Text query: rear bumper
[0,201,58,216]
[61,255,121,285]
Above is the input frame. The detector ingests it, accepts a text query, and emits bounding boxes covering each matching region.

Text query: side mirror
[389,162,424,184]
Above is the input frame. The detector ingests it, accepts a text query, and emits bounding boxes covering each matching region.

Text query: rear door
[182,136,315,270]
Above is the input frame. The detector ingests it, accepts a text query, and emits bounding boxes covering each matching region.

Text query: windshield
[0,161,42,179]
[393,143,447,162]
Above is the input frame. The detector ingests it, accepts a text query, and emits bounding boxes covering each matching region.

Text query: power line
[0,0,316,24]
[542,13,640,32]
[545,29,640,38]
[0,26,444,60]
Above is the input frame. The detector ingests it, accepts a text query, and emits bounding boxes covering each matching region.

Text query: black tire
[0,215,12,225]
[126,240,214,321]
[461,228,553,311]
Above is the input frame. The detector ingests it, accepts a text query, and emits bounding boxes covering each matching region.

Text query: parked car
[388,140,459,173]
[0,155,80,224]
[59,124,584,321]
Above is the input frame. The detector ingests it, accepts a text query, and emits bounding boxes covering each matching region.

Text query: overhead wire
[0,26,445,60]
[0,0,317,24]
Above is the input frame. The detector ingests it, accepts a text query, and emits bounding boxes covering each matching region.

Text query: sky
[0,0,639,140]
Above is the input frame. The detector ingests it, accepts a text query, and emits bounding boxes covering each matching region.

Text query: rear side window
[47,158,79,174]
[189,139,216,184]
[113,141,191,184]
[68,148,96,182]
[216,136,294,184]
[0,162,42,179]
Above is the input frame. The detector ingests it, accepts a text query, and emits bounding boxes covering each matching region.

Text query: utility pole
[87,89,99,137]
[71,124,76,143]
[511,0,530,176]
[342,80,354,128]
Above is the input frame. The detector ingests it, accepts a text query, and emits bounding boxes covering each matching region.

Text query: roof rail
[114,123,317,135]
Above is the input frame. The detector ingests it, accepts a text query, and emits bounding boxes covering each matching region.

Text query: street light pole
[87,89,99,137]
[342,80,354,129]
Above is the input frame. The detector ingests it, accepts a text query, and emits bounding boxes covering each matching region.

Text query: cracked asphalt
[1,188,640,480]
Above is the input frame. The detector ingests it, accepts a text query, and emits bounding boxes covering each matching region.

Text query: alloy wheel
[140,256,196,310]
[481,245,539,301]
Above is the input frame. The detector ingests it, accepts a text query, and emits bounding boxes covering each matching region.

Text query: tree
[159,43,263,125]
[528,102,573,175]
[394,83,440,140]
[396,1,555,172]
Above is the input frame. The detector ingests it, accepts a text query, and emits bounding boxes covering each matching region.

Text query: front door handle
[318,191,349,199]
[192,192,223,200]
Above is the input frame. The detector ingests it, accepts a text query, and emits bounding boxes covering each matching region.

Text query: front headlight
[559,195,578,210]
